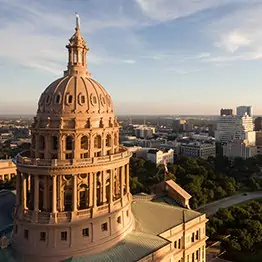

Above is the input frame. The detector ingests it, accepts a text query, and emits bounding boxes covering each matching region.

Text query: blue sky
[1,0,262,115]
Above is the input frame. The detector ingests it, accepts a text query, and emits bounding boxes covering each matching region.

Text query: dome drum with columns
[13,15,134,262]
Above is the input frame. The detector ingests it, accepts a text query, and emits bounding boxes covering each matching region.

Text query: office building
[135,126,155,139]
[236,106,252,117]
[220,108,233,116]
[223,140,257,159]
[180,142,216,160]
[254,117,262,131]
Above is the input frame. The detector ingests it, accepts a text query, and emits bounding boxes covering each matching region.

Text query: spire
[64,13,90,77]
[75,12,80,29]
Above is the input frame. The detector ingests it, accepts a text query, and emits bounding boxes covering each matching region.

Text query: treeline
[207,200,262,261]
[130,154,262,208]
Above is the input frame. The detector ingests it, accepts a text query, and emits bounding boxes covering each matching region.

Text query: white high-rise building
[215,115,237,143]
[237,106,252,117]
[216,112,255,145]
[234,114,255,145]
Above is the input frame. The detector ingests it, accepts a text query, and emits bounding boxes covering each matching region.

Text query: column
[89,173,93,207]
[52,175,57,213]
[73,175,78,212]
[35,134,39,158]
[16,172,21,206]
[43,176,48,211]
[93,172,97,209]
[102,171,107,204]
[109,170,113,204]
[120,166,124,198]
[126,164,130,194]
[34,175,39,211]
[22,174,27,209]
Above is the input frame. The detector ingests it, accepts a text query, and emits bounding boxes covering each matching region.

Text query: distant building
[0,160,16,182]
[223,140,257,159]
[256,131,262,154]
[215,113,255,145]
[131,147,174,166]
[254,117,262,131]
[236,106,252,117]
[172,119,186,132]
[220,108,233,116]
[147,148,174,166]
[135,126,155,139]
[180,142,216,159]
[215,115,237,143]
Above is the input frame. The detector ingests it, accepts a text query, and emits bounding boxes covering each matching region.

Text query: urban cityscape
[1,1,262,262]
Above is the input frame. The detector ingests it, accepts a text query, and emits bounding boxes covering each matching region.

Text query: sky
[1,0,262,115]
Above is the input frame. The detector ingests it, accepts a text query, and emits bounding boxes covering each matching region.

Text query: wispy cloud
[0,0,140,75]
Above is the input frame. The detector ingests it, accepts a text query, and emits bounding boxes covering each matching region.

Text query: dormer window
[81,96,85,104]
[68,95,73,104]
[55,94,61,104]
[45,95,50,104]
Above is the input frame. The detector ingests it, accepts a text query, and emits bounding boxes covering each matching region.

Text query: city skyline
[1,0,262,114]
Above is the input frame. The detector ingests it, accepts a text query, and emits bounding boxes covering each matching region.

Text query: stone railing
[38,212,50,224]
[23,209,33,221]
[57,211,71,223]
[16,147,130,168]
[77,209,91,217]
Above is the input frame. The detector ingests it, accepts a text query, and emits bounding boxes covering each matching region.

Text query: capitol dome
[13,15,133,262]
[37,76,114,115]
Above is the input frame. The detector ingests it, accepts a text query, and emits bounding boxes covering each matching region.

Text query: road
[197,191,262,217]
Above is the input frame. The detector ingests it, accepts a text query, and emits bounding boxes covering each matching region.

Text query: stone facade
[0,160,16,182]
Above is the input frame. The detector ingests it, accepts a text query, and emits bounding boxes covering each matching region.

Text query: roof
[165,180,192,200]
[132,200,200,235]
[0,190,15,232]
[68,231,169,262]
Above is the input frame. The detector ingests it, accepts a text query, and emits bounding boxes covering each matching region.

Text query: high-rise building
[215,115,237,143]
[134,126,155,139]
[215,112,255,145]
[254,117,262,131]
[220,108,233,116]
[0,15,208,262]
[236,106,252,117]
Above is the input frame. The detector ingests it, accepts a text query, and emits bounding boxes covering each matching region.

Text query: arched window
[81,96,85,104]
[45,95,50,104]
[106,134,111,147]
[81,136,88,150]
[96,181,101,206]
[114,134,118,146]
[66,136,73,150]
[94,135,101,149]
[106,178,110,203]
[79,184,89,210]
[55,94,61,104]
[64,186,72,211]
[39,135,45,150]
[68,95,73,104]
[52,136,58,150]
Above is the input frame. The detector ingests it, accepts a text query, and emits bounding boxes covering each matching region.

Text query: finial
[75,12,80,29]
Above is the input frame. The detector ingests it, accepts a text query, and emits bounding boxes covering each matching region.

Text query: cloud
[0,0,140,75]
[135,0,242,22]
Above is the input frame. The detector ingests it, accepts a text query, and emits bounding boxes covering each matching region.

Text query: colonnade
[16,163,130,219]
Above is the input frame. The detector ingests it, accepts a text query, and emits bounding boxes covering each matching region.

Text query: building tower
[13,15,133,262]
